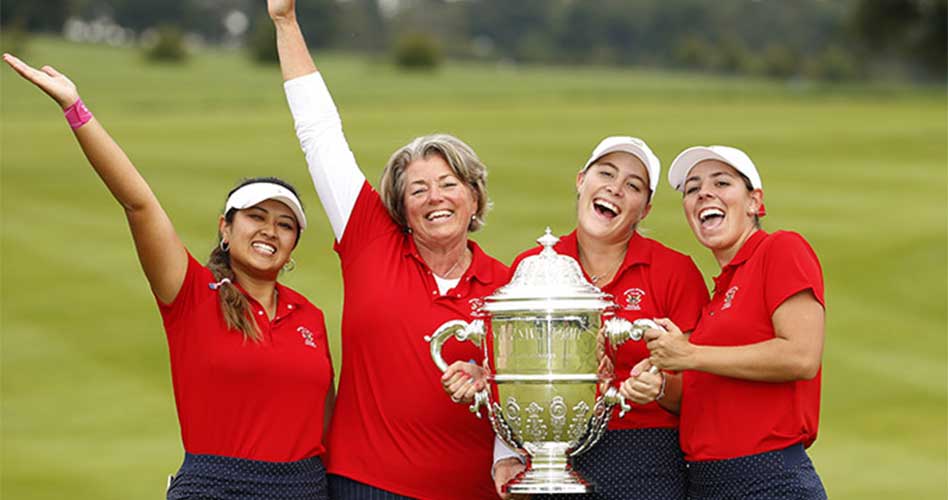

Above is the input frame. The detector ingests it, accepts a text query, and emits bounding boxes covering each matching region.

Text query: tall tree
[1,0,73,31]
[851,0,947,78]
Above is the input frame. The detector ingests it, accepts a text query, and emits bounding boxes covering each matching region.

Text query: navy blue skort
[166,453,328,500]
[535,427,687,500]
[686,443,827,500]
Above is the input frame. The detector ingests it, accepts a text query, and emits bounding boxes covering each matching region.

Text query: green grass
[2,37,946,499]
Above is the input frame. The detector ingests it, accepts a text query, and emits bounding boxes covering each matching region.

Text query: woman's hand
[619,358,664,404]
[493,457,528,500]
[645,318,695,372]
[441,360,487,404]
[267,0,296,21]
[3,53,79,109]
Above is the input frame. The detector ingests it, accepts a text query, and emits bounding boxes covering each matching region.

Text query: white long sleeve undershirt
[284,73,461,298]
[283,72,365,242]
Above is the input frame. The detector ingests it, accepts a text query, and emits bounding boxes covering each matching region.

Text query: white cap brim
[225,182,307,231]
[667,145,762,192]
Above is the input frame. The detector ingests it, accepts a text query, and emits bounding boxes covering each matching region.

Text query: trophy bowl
[427,229,653,494]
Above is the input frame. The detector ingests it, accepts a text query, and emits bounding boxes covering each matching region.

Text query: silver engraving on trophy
[550,396,567,440]
[426,228,651,494]
[505,397,522,431]
[524,401,548,442]
[568,400,590,442]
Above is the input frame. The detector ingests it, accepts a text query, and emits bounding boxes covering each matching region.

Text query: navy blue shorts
[535,427,687,500]
[327,474,416,500]
[166,453,328,500]
[686,444,827,500]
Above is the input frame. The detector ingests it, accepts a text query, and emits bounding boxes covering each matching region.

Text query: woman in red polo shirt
[4,54,334,499]
[444,136,708,500]
[643,145,827,499]
[269,1,507,499]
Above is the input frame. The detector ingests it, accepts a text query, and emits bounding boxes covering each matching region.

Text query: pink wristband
[64,98,93,130]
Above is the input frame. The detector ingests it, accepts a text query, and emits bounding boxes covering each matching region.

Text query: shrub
[760,44,800,79]
[144,25,188,63]
[394,32,441,70]
[247,13,278,65]
[0,18,29,58]
[803,46,862,82]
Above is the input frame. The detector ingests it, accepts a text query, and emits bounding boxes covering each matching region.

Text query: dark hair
[206,176,304,341]
[735,171,762,229]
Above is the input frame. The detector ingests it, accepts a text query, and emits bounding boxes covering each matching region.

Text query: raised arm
[269,0,365,241]
[269,0,317,79]
[4,54,187,304]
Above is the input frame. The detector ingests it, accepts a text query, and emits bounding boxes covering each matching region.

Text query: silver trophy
[427,229,657,494]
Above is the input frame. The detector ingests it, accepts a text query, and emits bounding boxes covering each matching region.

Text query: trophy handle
[604,317,663,346]
[425,319,490,418]
[601,386,632,418]
[600,318,667,413]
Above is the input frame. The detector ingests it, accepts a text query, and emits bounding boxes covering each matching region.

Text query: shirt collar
[230,278,305,308]
[722,229,768,270]
[558,229,651,271]
[404,234,500,286]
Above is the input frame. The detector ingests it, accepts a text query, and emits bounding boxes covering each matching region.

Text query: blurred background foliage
[1,0,945,78]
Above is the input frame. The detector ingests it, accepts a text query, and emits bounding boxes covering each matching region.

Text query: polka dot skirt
[327,474,418,500]
[686,444,827,500]
[166,453,328,500]
[534,428,687,500]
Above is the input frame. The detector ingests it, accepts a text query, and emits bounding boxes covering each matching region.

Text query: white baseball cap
[667,145,762,193]
[582,136,661,200]
[225,182,307,230]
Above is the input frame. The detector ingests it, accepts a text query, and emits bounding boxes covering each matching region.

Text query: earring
[282,258,296,273]
[220,240,230,252]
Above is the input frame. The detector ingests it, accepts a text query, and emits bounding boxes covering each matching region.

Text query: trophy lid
[482,228,614,313]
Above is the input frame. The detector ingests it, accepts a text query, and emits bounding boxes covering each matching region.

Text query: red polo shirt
[680,230,825,461]
[510,230,708,429]
[158,253,333,462]
[326,182,506,500]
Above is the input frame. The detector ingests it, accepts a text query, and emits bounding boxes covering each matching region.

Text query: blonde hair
[379,134,491,232]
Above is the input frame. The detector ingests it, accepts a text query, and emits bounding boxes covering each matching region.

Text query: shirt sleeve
[763,231,825,315]
[492,436,525,478]
[156,252,209,336]
[284,72,366,241]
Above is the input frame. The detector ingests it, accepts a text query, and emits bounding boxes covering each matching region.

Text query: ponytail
[207,243,262,342]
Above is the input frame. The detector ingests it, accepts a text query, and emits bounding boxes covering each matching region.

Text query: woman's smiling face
[220,199,299,278]
[575,151,652,245]
[682,159,763,257]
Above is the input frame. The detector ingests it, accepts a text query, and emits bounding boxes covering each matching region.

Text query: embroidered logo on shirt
[623,288,646,310]
[469,297,485,314]
[722,286,739,310]
[297,326,317,348]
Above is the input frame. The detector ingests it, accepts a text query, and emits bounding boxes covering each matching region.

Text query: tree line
[2,0,945,81]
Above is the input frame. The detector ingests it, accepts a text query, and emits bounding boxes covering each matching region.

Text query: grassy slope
[1,38,945,499]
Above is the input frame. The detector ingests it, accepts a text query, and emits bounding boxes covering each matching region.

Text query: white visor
[225,182,307,231]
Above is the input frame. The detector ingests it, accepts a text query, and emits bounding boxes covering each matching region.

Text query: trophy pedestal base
[503,467,594,495]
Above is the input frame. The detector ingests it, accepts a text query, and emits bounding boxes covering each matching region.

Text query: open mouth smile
[426,209,454,222]
[251,241,277,255]
[593,198,620,219]
[698,207,725,229]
